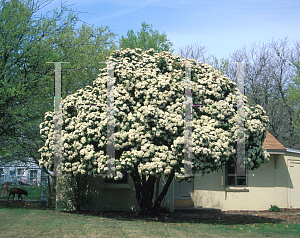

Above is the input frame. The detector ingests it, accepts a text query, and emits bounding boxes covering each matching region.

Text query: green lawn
[0,202,300,238]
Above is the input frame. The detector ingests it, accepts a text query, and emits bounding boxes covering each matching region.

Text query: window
[30,170,38,184]
[17,169,24,176]
[10,170,15,176]
[223,162,247,186]
[41,170,48,186]
[104,168,128,184]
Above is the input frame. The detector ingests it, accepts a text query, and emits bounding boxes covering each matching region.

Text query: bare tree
[229,37,300,148]
[177,42,212,63]
[176,38,300,149]
[176,42,237,83]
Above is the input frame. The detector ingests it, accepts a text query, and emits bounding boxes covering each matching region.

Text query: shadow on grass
[1,200,49,210]
[64,210,286,226]
[0,200,287,226]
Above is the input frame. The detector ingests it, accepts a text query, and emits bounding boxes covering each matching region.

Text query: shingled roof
[263,131,286,151]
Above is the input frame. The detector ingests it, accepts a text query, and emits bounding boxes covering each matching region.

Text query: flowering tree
[38,48,270,215]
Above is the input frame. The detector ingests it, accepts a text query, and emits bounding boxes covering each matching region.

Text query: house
[0,158,53,186]
[56,131,300,212]
[175,131,300,211]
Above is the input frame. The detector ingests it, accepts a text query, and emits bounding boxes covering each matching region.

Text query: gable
[263,131,286,151]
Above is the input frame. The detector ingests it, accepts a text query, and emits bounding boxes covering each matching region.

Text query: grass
[0,185,48,200]
[0,201,300,238]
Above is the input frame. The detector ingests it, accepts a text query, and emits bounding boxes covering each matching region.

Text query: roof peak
[263,131,286,150]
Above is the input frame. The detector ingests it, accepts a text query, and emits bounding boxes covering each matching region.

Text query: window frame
[41,170,48,186]
[17,168,24,176]
[223,162,247,186]
[30,170,38,184]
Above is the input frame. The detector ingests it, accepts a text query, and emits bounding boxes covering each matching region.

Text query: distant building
[0,158,53,186]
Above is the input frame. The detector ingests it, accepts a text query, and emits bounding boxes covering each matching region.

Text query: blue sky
[33,0,300,60]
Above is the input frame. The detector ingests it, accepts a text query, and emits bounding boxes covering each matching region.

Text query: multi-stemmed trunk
[131,165,175,216]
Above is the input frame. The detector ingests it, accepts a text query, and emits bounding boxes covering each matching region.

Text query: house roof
[286,147,300,154]
[263,131,286,152]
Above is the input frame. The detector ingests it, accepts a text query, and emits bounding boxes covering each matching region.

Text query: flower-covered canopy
[39,48,270,180]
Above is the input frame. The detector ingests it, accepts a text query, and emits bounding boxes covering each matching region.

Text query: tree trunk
[153,170,175,211]
[131,166,175,216]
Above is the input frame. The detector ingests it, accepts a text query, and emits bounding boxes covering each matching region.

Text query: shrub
[268,205,281,212]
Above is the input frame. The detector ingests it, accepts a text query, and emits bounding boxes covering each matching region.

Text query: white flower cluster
[243,104,270,169]
[38,48,270,180]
